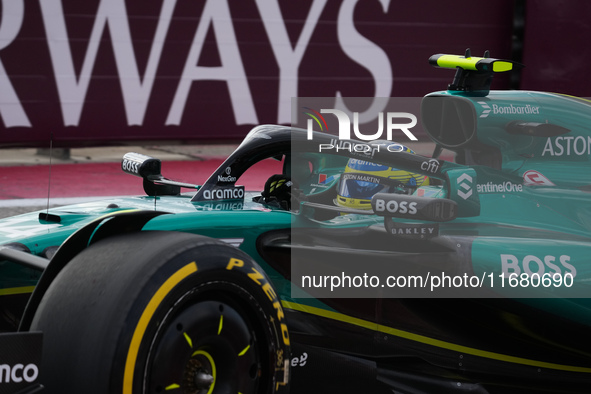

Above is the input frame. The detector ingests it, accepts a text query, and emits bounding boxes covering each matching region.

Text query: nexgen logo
[0,363,39,383]
[306,109,418,141]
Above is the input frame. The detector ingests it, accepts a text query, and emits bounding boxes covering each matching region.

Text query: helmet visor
[338,173,393,199]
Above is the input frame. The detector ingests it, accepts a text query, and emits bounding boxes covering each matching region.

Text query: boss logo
[374,199,417,215]
[501,254,576,277]
[372,193,458,222]
[121,158,140,174]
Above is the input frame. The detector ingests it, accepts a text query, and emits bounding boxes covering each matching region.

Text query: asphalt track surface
[0,154,281,219]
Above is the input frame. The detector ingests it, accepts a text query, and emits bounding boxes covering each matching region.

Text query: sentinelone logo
[304,108,418,141]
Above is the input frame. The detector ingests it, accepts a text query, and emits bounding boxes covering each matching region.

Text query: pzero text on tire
[30,231,290,394]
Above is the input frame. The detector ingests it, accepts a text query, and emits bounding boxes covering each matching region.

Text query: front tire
[30,231,290,394]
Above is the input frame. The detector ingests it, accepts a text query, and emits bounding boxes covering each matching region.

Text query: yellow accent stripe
[184,332,193,348]
[165,383,180,390]
[556,93,591,105]
[0,286,35,296]
[238,345,250,356]
[217,315,223,335]
[0,212,141,299]
[282,301,591,374]
[94,209,141,223]
[123,262,198,394]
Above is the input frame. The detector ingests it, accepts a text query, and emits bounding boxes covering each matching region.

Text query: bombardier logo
[477,101,491,118]
[491,104,540,115]
[478,102,540,118]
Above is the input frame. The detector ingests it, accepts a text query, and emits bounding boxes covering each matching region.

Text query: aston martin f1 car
[1,52,591,394]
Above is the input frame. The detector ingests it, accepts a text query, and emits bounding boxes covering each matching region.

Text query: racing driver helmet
[335,145,428,210]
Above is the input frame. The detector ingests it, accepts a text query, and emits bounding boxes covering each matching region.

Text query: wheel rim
[147,298,261,394]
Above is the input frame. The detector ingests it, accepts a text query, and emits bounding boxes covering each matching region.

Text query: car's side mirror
[122,152,199,196]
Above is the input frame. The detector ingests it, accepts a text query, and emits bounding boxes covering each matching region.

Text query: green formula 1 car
[1,52,590,394]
